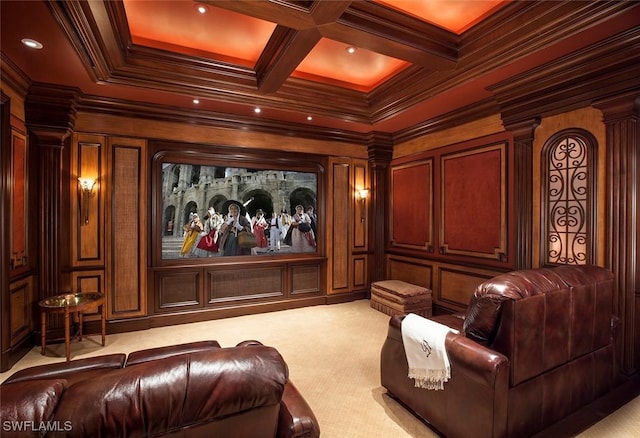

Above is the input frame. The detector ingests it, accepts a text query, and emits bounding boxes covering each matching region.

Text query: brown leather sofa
[1,340,320,438]
[381,265,616,438]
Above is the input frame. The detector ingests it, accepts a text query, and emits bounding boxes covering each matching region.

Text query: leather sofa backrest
[464,265,614,386]
[50,345,288,437]
[2,354,126,387]
[125,340,221,366]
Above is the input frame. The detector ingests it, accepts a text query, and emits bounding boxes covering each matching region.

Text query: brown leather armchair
[1,340,320,438]
[381,265,616,438]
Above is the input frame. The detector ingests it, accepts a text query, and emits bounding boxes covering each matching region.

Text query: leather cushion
[463,268,568,344]
[52,346,288,437]
[0,379,67,428]
[125,340,221,366]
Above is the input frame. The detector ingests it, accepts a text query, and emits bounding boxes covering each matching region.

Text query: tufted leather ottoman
[370,280,432,318]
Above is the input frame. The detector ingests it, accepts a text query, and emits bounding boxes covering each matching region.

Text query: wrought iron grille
[542,130,596,266]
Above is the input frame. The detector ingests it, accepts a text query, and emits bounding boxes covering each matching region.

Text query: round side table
[38,292,106,361]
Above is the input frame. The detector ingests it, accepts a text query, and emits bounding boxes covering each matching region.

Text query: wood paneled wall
[106,137,147,319]
[327,157,370,296]
[387,133,513,311]
[70,134,148,321]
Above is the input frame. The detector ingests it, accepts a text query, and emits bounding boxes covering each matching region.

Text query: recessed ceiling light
[346,46,357,54]
[193,99,200,104]
[254,108,261,114]
[21,38,43,49]
[195,4,208,14]
[307,116,313,121]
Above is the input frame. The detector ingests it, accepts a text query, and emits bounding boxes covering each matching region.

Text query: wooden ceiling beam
[201,0,317,29]
[325,2,459,69]
[256,26,322,94]
[309,1,352,26]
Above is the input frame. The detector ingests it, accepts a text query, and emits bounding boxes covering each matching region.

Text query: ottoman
[370,280,432,318]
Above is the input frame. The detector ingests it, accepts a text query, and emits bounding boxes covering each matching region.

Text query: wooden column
[367,133,393,283]
[25,84,79,300]
[1,93,11,371]
[504,118,540,270]
[594,94,639,375]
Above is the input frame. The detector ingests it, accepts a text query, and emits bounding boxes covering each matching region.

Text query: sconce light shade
[78,178,96,192]
[357,188,369,223]
[78,177,96,225]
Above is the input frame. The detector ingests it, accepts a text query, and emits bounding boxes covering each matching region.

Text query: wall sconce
[356,188,369,222]
[78,177,96,225]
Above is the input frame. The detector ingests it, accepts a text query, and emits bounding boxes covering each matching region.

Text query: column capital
[25,83,80,146]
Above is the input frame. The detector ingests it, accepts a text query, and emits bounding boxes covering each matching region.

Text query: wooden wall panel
[328,160,350,293]
[106,137,147,318]
[291,264,321,295]
[72,134,103,266]
[71,270,104,295]
[385,254,501,312]
[10,129,28,272]
[440,143,506,260]
[389,133,513,270]
[386,255,432,290]
[352,256,367,289]
[390,160,433,251]
[70,271,104,320]
[156,270,201,311]
[9,277,32,347]
[437,267,494,309]
[209,267,284,302]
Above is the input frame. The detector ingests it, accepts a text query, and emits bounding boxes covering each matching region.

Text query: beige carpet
[1,300,638,437]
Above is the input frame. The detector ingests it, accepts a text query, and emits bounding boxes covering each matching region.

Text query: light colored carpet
[1,300,637,437]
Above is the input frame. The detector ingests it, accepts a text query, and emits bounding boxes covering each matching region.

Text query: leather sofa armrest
[2,354,126,387]
[125,340,221,366]
[445,333,510,388]
[387,314,509,387]
[277,381,320,438]
[236,341,318,437]
[0,379,67,435]
[382,314,510,437]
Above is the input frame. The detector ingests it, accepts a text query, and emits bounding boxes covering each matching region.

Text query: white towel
[401,313,459,390]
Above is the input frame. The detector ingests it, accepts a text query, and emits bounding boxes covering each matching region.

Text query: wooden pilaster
[504,118,540,270]
[25,84,80,301]
[367,133,394,283]
[594,93,639,375]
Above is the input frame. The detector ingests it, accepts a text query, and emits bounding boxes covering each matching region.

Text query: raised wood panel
[437,267,495,309]
[209,267,284,302]
[9,277,32,346]
[291,264,321,295]
[10,129,28,273]
[351,256,367,289]
[72,134,104,266]
[156,270,201,311]
[440,143,507,260]
[106,137,147,318]
[386,255,432,290]
[329,160,350,293]
[385,254,502,312]
[71,270,103,294]
[71,271,104,320]
[390,159,433,251]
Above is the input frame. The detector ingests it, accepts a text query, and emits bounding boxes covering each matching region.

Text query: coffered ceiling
[1,1,639,136]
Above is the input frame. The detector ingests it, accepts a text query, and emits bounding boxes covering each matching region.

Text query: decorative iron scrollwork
[545,135,590,265]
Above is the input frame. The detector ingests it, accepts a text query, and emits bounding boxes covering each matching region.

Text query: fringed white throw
[401,313,459,390]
